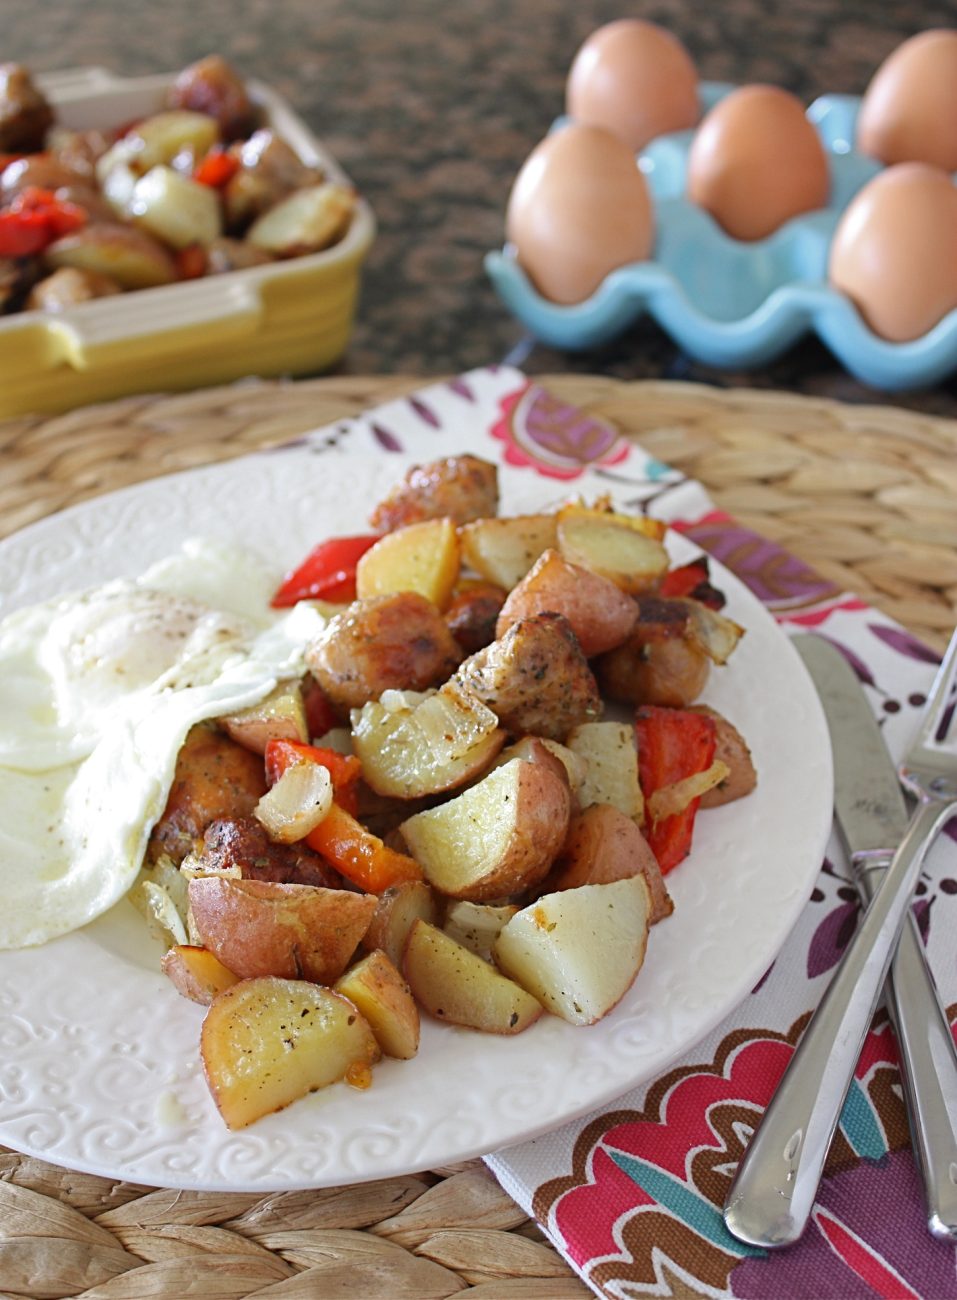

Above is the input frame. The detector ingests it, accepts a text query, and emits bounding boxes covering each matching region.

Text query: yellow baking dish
[0,66,375,417]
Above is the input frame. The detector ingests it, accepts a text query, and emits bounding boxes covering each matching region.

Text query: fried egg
[0,539,326,949]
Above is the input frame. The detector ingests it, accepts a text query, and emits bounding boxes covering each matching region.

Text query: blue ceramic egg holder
[485,84,957,391]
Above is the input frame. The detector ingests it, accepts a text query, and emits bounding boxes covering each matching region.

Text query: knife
[795,632,957,1240]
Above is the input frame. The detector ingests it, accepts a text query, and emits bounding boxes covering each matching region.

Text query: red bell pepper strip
[271,534,380,608]
[0,186,87,258]
[264,739,362,815]
[262,739,421,891]
[193,149,240,188]
[635,705,716,875]
[658,558,726,610]
[305,801,422,893]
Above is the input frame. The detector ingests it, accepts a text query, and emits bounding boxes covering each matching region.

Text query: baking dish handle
[47,279,265,367]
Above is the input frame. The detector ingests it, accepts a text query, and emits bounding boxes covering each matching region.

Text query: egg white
[0,539,326,950]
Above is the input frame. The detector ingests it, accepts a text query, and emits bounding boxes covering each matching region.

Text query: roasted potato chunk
[369,455,499,531]
[494,878,652,1025]
[403,920,543,1034]
[544,803,673,924]
[556,503,669,594]
[201,978,380,1129]
[496,549,637,657]
[222,129,322,229]
[45,221,178,289]
[188,877,376,984]
[459,513,558,591]
[334,950,420,1060]
[565,721,644,823]
[453,611,601,741]
[147,725,268,864]
[219,681,307,754]
[399,756,571,902]
[442,900,518,961]
[355,518,460,610]
[361,879,439,967]
[352,682,505,800]
[246,182,355,257]
[205,236,274,274]
[306,591,462,712]
[1,154,87,196]
[161,944,240,1005]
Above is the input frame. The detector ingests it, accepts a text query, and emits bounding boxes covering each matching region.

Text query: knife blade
[795,633,957,1240]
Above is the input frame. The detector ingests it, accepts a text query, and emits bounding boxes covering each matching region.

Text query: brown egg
[857,30,957,171]
[686,85,830,241]
[506,123,655,304]
[566,19,699,153]
[828,162,957,342]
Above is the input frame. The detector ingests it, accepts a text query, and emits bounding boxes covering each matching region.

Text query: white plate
[0,412,832,1191]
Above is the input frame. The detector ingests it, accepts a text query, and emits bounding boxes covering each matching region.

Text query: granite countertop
[6,0,957,417]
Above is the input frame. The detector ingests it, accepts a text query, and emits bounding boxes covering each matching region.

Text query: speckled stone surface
[6,0,957,415]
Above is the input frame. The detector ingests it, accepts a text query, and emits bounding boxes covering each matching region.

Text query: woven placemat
[0,373,954,1299]
[2,373,954,651]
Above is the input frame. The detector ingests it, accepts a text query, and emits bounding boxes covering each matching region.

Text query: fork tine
[910,626,957,754]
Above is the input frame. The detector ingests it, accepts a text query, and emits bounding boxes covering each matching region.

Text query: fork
[723,625,957,1249]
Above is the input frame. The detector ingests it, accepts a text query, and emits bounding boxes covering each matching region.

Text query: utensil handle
[875,895,957,1242]
[723,798,953,1248]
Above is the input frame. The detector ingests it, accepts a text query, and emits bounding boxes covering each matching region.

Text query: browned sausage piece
[444,581,507,655]
[369,455,499,531]
[305,591,463,712]
[147,724,268,864]
[453,611,602,741]
[595,596,711,708]
[0,65,53,153]
[194,816,342,888]
[166,54,254,140]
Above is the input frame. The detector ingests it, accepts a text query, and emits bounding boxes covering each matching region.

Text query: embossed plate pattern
[0,397,832,1190]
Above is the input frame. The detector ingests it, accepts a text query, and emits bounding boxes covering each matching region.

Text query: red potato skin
[543,803,674,924]
[496,549,637,657]
[305,591,463,711]
[147,725,268,864]
[468,760,572,902]
[188,877,376,984]
[691,706,758,807]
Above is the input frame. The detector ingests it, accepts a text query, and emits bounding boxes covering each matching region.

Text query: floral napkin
[339,366,954,1300]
